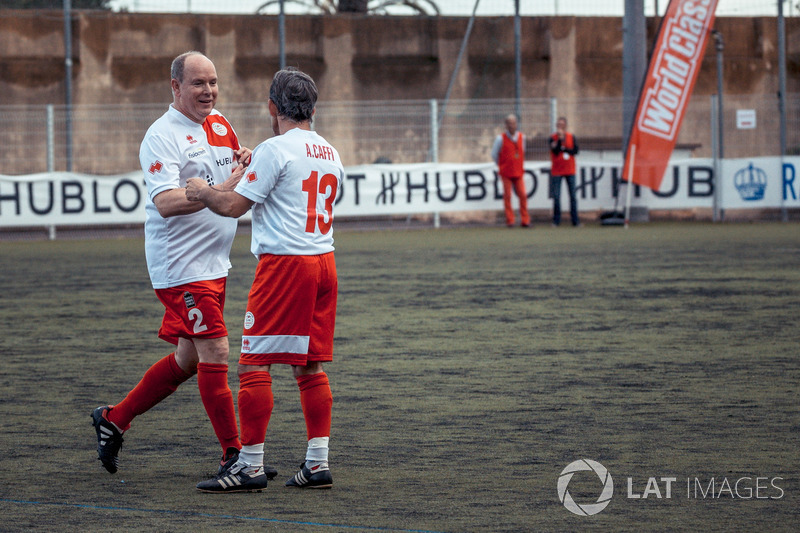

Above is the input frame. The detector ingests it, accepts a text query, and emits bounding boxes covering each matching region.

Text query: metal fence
[110,0,790,18]
[2,94,798,176]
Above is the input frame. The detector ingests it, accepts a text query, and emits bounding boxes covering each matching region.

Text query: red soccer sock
[238,371,274,446]
[108,352,191,432]
[197,362,242,452]
[297,372,332,440]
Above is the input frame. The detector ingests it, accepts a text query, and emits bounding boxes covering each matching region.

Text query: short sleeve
[140,131,183,201]
[234,142,282,204]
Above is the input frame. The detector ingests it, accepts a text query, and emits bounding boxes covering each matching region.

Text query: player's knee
[194,337,230,364]
[293,361,323,378]
[238,363,270,376]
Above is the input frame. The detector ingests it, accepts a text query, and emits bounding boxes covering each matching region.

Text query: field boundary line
[0,498,447,533]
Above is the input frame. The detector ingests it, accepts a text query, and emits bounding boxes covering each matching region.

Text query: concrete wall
[1,11,798,175]
[1,10,797,107]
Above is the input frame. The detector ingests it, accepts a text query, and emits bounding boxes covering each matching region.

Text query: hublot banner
[0,157,796,227]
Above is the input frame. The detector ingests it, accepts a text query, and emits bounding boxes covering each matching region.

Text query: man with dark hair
[91,51,277,485]
[549,116,581,226]
[187,68,344,493]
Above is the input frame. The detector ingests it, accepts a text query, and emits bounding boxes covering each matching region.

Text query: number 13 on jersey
[302,170,338,234]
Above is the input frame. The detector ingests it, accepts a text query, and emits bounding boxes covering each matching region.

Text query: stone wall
[1,10,798,174]
[1,10,797,106]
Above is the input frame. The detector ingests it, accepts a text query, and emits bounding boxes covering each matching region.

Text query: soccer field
[0,222,798,532]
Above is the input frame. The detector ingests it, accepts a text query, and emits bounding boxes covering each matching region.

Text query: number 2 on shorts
[188,307,208,334]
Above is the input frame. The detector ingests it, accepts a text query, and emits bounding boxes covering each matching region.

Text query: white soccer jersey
[235,128,344,256]
[140,106,240,289]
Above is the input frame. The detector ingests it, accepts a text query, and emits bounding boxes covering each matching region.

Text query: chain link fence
[108,0,786,17]
[2,94,798,175]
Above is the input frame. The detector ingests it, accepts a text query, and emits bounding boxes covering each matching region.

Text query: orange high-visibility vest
[498,133,524,178]
[550,132,576,176]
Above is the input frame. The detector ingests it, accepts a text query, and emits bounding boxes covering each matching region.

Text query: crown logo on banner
[734,163,767,201]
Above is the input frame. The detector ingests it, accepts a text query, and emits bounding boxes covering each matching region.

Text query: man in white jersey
[91,51,276,485]
[186,68,343,493]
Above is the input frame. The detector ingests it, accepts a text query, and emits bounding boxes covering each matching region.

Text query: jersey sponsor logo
[212,122,228,136]
[187,146,207,159]
[183,291,197,309]
[246,171,257,183]
[242,338,251,352]
[148,160,163,174]
[186,135,197,144]
[216,157,234,167]
[244,311,255,329]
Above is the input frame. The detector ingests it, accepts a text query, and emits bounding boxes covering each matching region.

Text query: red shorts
[239,253,337,366]
[155,278,228,345]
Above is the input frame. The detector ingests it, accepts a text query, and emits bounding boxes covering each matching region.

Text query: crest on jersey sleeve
[203,115,238,149]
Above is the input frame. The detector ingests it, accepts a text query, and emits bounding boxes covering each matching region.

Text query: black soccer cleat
[197,461,268,493]
[264,463,278,480]
[218,448,278,480]
[217,447,239,476]
[285,462,333,489]
[91,406,124,474]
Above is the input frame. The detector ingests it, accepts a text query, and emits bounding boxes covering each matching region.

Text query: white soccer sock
[239,444,264,469]
[305,437,329,468]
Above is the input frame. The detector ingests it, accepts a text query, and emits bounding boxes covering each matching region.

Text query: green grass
[1,222,799,532]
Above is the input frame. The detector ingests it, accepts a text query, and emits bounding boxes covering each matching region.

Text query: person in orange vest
[491,114,530,227]
[549,117,580,226]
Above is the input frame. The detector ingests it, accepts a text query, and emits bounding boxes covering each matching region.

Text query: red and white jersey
[235,128,344,256]
[140,106,240,289]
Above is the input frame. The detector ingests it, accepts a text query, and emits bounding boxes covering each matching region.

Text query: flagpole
[624,144,636,229]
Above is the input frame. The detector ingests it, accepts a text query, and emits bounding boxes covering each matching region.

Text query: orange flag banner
[624,0,719,191]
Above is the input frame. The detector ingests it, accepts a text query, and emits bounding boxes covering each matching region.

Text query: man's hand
[234,146,252,167]
[185,176,254,218]
[220,163,247,191]
[185,177,210,202]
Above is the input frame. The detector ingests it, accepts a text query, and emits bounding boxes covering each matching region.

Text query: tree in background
[337,0,368,11]
[257,0,439,16]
